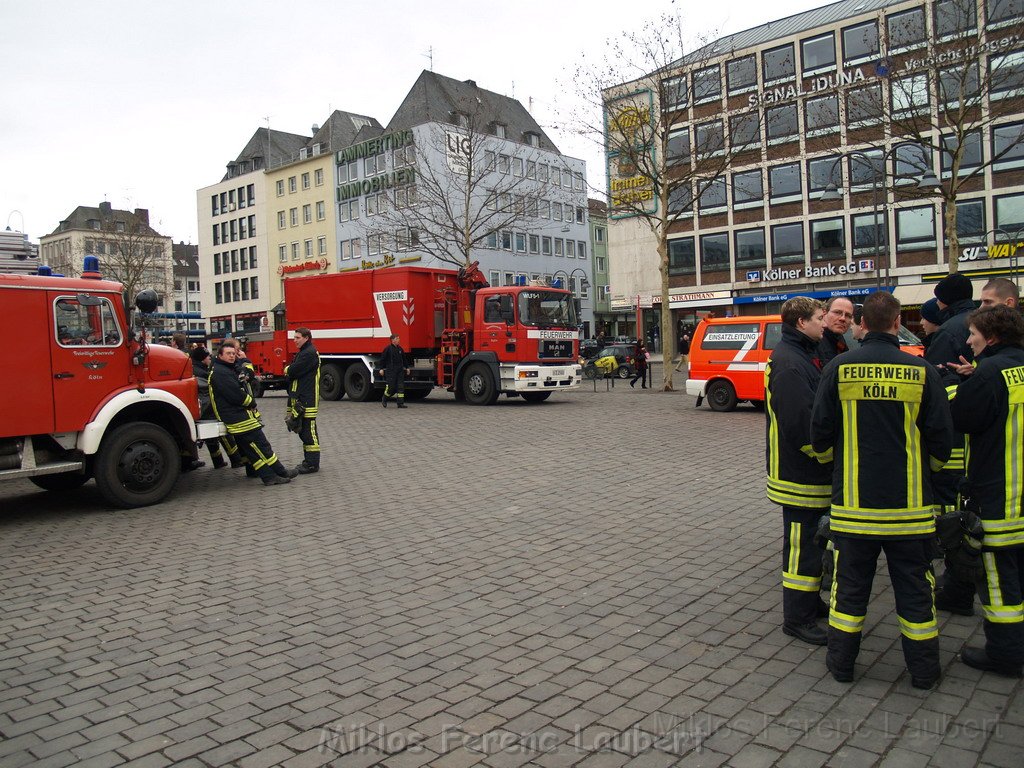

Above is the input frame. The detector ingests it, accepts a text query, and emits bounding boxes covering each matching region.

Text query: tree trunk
[944,201,959,274]
[657,236,674,392]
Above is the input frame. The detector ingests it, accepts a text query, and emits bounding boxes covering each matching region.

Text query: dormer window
[524,132,540,148]
[115,221,126,233]
[493,123,507,138]
[88,219,100,230]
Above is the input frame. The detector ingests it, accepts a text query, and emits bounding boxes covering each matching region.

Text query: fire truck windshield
[517,291,576,328]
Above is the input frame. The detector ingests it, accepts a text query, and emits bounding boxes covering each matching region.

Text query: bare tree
[77,213,172,306]
[875,0,1024,272]
[378,110,572,269]
[568,14,769,391]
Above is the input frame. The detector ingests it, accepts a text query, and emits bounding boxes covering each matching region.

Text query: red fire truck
[0,259,223,508]
[244,262,582,405]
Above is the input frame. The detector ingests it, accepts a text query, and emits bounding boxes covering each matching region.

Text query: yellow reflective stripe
[905,402,921,509]
[829,547,840,618]
[766,486,832,508]
[304,407,319,417]
[830,505,936,520]
[830,519,936,536]
[307,420,320,451]
[898,615,938,640]
[929,456,947,472]
[981,604,1024,623]
[800,443,833,462]
[945,384,958,400]
[843,400,858,509]
[788,522,799,574]
[766,363,780,479]
[783,572,821,592]
[983,552,1002,606]
[829,609,865,633]
[1006,402,1023,519]
[769,477,832,494]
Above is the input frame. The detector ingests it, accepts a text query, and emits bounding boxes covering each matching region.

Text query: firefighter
[949,305,1024,678]
[926,273,975,376]
[810,291,953,689]
[287,327,321,473]
[765,296,831,645]
[191,347,227,469]
[209,343,297,486]
[378,333,409,408]
[817,297,854,365]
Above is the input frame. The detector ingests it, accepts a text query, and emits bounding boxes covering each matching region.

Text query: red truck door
[1,287,56,436]
[50,292,130,432]
[478,293,514,356]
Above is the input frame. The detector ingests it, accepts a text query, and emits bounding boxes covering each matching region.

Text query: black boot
[397,401,407,409]
[960,646,1023,677]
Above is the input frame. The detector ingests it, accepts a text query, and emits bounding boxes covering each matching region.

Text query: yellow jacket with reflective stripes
[810,332,954,539]
[951,344,1024,549]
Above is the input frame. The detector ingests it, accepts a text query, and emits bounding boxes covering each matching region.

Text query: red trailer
[245,263,582,405]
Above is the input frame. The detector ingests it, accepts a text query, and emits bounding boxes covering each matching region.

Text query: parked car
[583,343,639,379]
[579,339,603,361]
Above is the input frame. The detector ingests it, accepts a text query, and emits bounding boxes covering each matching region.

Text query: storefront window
[762,43,795,83]
[669,237,696,274]
[733,169,763,208]
[802,32,836,74]
[727,55,757,94]
[735,228,766,268]
[771,222,804,264]
[810,217,846,261]
[842,20,879,62]
[888,7,926,50]
[769,163,801,203]
[700,233,730,272]
[766,103,798,143]
[805,94,839,133]
[896,206,936,251]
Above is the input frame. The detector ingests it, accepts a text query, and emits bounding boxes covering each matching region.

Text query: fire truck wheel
[343,364,373,402]
[463,363,498,406]
[94,423,181,508]
[706,380,738,412]
[521,392,551,404]
[320,364,344,400]
[30,472,89,492]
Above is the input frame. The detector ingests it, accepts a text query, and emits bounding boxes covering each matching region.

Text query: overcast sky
[1,0,829,245]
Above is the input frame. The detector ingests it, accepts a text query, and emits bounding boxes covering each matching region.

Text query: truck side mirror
[500,295,514,324]
[135,289,159,313]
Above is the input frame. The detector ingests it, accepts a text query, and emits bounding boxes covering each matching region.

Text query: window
[288,176,297,193]
[538,163,549,183]
[995,192,1024,230]
[852,212,885,254]
[693,65,721,102]
[805,94,838,133]
[541,236,552,255]
[316,201,326,221]
[232,280,240,302]
[846,83,882,125]
[733,170,763,208]
[808,156,841,193]
[842,20,879,63]
[766,103,798,144]
[276,180,285,196]
[485,231,498,249]
[695,120,725,157]
[698,178,727,212]
[896,206,936,251]
[279,245,287,262]
[935,0,977,38]
[248,214,255,238]
[700,233,730,272]
[250,278,259,300]
[553,202,563,221]
[990,50,1024,98]
[810,218,845,261]
[303,204,312,224]
[595,226,605,243]
[290,208,298,226]
[291,242,299,260]
[498,154,510,173]
[338,161,358,183]
[574,172,584,192]
[512,157,524,177]
[989,0,1024,25]
[315,168,324,186]
[771,222,804,264]
[215,283,222,304]
[539,200,550,219]
[578,242,586,260]
[951,199,986,242]
[240,248,248,269]
[735,228,766,268]
[222,253,230,273]
[241,279,249,301]
[849,149,883,189]
[54,296,123,347]
[941,131,982,175]
[762,43,795,83]
[554,239,563,256]
[727,55,757,94]
[502,231,513,251]
[566,240,576,258]
[364,155,384,176]
[892,73,929,116]
[993,122,1024,170]
[769,163,802,203]
[278,211,286,229]
[729,112,760,148]
[939,62,981,105]
[526,132,540,148]
[662,75,689,111]
[596,256,606,272]
[668,237,695,274]
[338,200,359,222]
[515,233,527,253]
[894,142,932,181]
[231,250,239,271]
[888,7,926,50]
[493,123,506,138]
[529,234,540,254]
[301,172,310,190]
[802,32,836,74]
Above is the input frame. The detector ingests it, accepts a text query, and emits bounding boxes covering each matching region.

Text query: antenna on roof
[422,46,433,71]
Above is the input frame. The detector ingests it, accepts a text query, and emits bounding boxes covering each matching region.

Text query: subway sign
[960,243,1022,262]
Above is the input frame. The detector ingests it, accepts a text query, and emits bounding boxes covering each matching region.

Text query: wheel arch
[454,351,499,396]
[80,390,196,456]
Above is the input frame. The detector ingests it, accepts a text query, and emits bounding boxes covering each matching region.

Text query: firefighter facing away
[765,296,831,646]
[378,334,410,408]
[811,291,953,689]
[209,343,298,486]
[949,305,1024,678]
[287,327,321,473]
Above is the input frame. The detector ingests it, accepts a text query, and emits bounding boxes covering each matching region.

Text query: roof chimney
[99,201,112,216]
[464,79,477,88]
[134,208,149,225]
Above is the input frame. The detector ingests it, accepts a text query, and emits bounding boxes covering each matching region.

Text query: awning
[893,283,936,308]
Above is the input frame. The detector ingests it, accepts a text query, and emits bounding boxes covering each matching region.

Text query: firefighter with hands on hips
[209,342,298,486]
[765,297,832,645]
[949,305,1024,678]
[818,297,854,365]
[810,291,954,689]
[286,327,321,474]
[378,333,410,408]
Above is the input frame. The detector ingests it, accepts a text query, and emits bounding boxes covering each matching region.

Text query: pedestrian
[629,342,648,388]
[378,333,410,408]
[810,291,954,689]
[171,332,188,352]
[926,272,975,376]
[818,297,854,365]
[287,327,321,473]
[765,297,831,645]
[949,305,1024,678]
[208,343,297,486]
[674,332,691,373]
[191,347,227,469]
[979,277,1020,309]
[918,298,944,354]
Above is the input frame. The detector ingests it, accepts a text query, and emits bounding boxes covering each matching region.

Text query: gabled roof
[48,203,165,238]
[311,110,383,151]
[386,70,559,152]
[225,127,310,179]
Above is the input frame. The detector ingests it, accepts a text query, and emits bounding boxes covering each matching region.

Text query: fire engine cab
[0,258,223,509]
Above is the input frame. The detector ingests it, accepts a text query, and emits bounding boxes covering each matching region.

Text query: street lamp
[819,145,942,290]
[551,268,590,330]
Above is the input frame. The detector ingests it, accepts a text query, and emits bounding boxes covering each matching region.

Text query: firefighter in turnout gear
[811,292,954,689]
[765,297,832,646]
[209,343,298,486]
[287,327,321,473]
[950,306,1024,678]
[378,334,409,408]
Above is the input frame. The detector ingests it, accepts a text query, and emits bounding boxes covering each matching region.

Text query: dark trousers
[383,374,405,401]
[976,548,1024,666]
[233,428,287,481]
[782,506,825,625]
[828,536,939,680]
[630,367,647,388]
[299,417,320,469]
[935,502,977,607]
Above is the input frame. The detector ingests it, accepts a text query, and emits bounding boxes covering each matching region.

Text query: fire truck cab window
[55,297,122,347]
[484,295,510,323]
[518,291,575,327]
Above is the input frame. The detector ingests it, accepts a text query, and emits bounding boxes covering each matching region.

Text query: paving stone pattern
[1,372,1021,767]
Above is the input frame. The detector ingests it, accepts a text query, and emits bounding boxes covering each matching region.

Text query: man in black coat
[378,334,410,408]
[287,327,321,473]
[925,273,975,376]
[818,297,854,365]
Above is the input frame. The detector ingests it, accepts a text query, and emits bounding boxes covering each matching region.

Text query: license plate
[553,369,564,377]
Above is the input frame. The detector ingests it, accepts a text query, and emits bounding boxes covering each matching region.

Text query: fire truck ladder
[439,329,466,389]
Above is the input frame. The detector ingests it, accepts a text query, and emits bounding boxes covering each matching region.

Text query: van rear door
[0,286,55,436]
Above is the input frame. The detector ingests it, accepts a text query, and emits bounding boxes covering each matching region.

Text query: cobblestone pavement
[1,368,1021,768]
